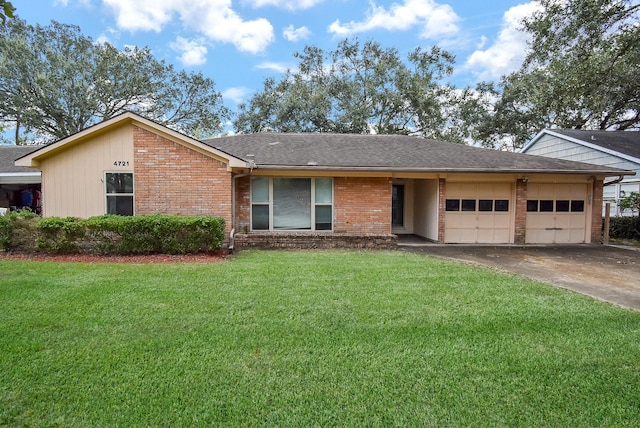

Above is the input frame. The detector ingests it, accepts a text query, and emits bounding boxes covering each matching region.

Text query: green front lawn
[1,250,639,426]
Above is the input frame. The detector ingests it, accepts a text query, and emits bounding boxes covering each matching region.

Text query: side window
[105,172,134,216]
[251,177,270,230]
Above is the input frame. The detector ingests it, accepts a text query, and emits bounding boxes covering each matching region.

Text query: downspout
[603,176,625,186]
[229,162,254,252]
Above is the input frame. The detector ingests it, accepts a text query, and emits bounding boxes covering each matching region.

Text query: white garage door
[526,183,588,244]
[444,182,513,243]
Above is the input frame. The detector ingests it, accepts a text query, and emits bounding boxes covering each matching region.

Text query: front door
[392,184,405,228]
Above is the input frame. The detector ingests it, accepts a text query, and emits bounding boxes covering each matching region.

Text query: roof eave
[249,164,635,176]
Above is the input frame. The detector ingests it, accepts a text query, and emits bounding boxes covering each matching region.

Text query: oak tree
[234,39,459,140]
[477,0,640,150]
[0,19,230,144]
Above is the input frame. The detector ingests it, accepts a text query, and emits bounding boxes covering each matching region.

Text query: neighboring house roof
[522,129,640,164]
[0,146,41,173]
[0,146,42,184]
[205,132,633,176]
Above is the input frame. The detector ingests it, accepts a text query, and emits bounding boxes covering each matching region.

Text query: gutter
[252,164,635,176]
[604,175,625,186]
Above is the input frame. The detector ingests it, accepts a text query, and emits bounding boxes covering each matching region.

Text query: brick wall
[333,177,391,234]
[132,126,232,232]
[591,179,604,244]
[234,174,251,232]
[233,232,397,250]
[514,179,527,244]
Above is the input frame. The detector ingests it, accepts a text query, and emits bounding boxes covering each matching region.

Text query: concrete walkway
[398,239,640,311]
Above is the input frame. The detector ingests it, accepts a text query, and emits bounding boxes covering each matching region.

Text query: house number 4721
[113,161,130,167]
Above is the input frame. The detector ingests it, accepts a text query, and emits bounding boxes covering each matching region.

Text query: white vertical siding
[40,124,134,218]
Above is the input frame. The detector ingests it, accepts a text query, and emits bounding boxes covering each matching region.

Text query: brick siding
[591,179,604,243]
[514,179,527,244]
[234,174,251,233]
[133,126,232,232]
[333,177,391,234]
[233,232,397,250]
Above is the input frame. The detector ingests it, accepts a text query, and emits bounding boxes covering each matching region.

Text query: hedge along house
[15,112,634,248]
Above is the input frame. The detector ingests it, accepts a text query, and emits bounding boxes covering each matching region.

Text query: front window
[105,172,134,216]
[251,177,333,231]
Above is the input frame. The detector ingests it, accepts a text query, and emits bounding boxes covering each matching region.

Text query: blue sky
[14,0,541,116]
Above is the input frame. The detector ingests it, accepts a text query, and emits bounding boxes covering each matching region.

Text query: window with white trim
[105,172,134,216]
[251,177,333,231]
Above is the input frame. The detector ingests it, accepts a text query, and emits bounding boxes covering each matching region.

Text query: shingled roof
[546,129,640,160]
[0,146,41,174]
[203,132,632,175]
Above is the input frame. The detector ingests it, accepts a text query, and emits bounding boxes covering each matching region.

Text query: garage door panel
[570,229,586,242]
[444,183,513,244]
[554,215,572,228]
[525,184,587,244]
[570,215,585,228]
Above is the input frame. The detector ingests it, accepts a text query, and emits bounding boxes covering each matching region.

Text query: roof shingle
[0,146,41,174]
[204,133,632,175]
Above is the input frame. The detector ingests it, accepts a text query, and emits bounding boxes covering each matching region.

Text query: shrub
[609,216,640,240]
[35,214,225,255]
[36,217,86,253]
[0,211,40,252]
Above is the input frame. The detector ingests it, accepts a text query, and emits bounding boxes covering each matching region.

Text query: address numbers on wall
[113,161,130,167]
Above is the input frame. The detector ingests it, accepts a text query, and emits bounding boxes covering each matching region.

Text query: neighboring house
[522,129,640,216]
[0,145,41,211]
[14,112,634,247]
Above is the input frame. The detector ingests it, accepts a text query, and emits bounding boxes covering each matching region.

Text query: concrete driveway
[399,242,640,311]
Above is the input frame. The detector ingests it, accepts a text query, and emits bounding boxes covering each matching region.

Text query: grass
[1,250,639,426]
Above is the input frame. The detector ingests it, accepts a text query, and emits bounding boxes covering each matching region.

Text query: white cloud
[95,33,111,45]
[103,0,275,54]
[464,2,542,81]
[328,0,459,39]
[283,25,311,42]
[256,61,291,73]
[95,27,120,45]
[171,37,208,66]
[223,87,252,104]
[250,0,324,10]
[103,0,173,32]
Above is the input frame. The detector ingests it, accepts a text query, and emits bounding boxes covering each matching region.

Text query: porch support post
[437,178,446,243]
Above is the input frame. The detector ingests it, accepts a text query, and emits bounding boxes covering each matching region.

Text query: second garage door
[444,182,513,243]
[525,183,588,244]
